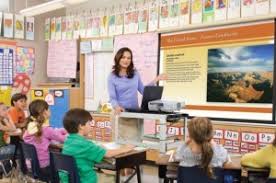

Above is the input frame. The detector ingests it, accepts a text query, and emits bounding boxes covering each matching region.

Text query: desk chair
[50,152,80,183]
[267,179,276,183]
[20,142,51,183]
[177,166,224,183]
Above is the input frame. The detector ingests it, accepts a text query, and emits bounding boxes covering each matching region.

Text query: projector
[148,100,185,113]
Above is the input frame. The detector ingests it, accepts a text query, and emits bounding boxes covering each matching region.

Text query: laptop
[126,86,163,113]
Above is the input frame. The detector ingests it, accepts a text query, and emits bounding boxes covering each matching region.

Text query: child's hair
[27,99,49,137]
[188,117,214,178]
[63,108,92,133]
[11,93,27,106]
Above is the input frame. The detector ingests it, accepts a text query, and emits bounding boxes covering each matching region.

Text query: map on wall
[207,44,274,103]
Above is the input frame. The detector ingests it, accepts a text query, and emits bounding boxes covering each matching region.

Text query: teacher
[108,47,167,115]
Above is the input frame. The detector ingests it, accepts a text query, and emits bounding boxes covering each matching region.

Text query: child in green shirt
[61,108,133,183]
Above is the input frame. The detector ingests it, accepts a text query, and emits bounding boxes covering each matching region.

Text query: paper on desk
[102,142,122,150]
[166,150,175,162]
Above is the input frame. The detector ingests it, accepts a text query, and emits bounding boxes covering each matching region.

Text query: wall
[7,0,66,86]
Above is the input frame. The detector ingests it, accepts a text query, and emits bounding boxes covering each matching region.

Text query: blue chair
[20,142,51,182]
[177,166,224,183]
[267,179,276,183]
[50,152,80,183]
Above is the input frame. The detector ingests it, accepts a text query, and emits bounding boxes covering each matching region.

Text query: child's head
[0,102,8,118]
[11,93,27,110]
[27,100,50,137]
[188,117,214,177]
[63,108,93,136]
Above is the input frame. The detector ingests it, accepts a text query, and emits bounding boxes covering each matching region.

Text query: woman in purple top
[108,47,167,114]
[23,99,67,177]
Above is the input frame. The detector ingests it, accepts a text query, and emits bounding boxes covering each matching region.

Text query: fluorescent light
[19,0,88,17]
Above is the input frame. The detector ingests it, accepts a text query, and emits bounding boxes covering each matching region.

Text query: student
[23,99,67,176]
[0,102,17,160]
[108,47,167,115]
[61,108,134,183]
[8,93,27,129]
[175,117,231,178]
[241,135,276,178]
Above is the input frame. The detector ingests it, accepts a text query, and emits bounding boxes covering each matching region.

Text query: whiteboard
[85,52,113,111]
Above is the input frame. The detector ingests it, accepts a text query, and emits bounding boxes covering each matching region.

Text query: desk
[49,143,146,183]
[156,154,269,183]
[115,112,188,153]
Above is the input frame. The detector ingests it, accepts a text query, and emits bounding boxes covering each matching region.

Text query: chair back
[50,152,80,183]
[20,142,41,179]
[267,179,276,183]
[177,166,224,183]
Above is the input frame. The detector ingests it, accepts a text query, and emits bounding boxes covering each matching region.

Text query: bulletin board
[89,113,112,142]
[31,88,69,128]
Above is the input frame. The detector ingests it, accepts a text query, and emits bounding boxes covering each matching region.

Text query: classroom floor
[0,165,160,183]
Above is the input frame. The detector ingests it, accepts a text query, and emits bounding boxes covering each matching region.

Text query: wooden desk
[95,150,147,183]
[156,154,269,183]
[49,143,146,183]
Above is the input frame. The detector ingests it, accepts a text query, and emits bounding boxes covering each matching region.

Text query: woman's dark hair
[11,93,27,106]
[27,99,49,137]
[112,47,135,78]
[63,108,92,133]
[188,117,214,178]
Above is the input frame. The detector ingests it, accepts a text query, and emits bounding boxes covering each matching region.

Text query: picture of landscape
[207,44,274,103]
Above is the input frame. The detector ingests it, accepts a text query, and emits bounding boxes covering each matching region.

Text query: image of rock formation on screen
[207,44,274,103]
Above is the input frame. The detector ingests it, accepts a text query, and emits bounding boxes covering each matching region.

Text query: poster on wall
[44,18,50,41]
[138,8,148,33]
[4,13,14,38]
[228,0,241,19]
[100,15,109,37]
[55,17,62,40]
[15,47,35,75]
[179,0,190,26]
[159,0,170,29]
[61,16,67,40]
[255,0,269,15]
[191,0,203,24]
[50,17,56,40]
[214,0,227,21]
[0,48,13,85]
[14,14,24,39]
[169,0,180,27]
[73,16,80,39]
[66,16,73,40]
[207,44,274,103]
[241,0,255,18]
[108,14,116,36]
[26,17,34,40]
[115,13,124,35]
[148,0,159,31]
[203,0,215,22]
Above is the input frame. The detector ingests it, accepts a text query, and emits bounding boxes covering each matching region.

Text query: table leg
[136,165,141,183]
[116,170,120,183]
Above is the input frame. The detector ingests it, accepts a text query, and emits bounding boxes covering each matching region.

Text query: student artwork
[86,16,93,38]
[3,13,14,38]
[124,11,132,34]
[66,16,73,40]
[203,0,215,22]
[191,0,203,24]
[138,8,148,33]
[169,0,180,27]
[214,0,227,21]
[0,86,12,106]
[61,17,67,40]
[179,0,190,26]
[228,0,241,19]
[79,15,86,38]
[50,17,56,40]
[73,16,80,39]
[108,14,116,36]
[92,17,100,37]
[44,18,50,41]
[148,0,159,31]
[115,13,124,35]
[255,0,269,15]
[0,48,13,85]
[100,15,109,37]
[45,93,55,105]
[26,17,35,40]
[241,0,255,17]
[13,73,31,94]
[55,17,62,40]
[15,47,35,75]
[132,11,139,33]
[14,15,24,39]
[159,0,170,29]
